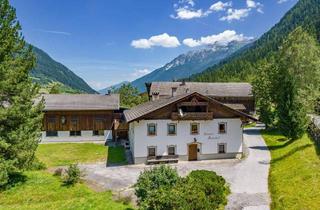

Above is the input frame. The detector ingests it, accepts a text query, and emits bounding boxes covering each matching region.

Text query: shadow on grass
[106,146,128,167]
[307,133,320,158]
[270,144,312,164]
[251,139,295,151]
[0,172,27,191]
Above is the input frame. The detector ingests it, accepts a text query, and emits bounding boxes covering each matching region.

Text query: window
[93,130,104,136]
[168,146,176,156]
[167,123,177,135]
[70,130,81,136]
[190,123,199,135]
[46,131,58,137]
[218,123,227,134]
[147,123,157,136]
[218,144,226,154]
[147,147,156,157]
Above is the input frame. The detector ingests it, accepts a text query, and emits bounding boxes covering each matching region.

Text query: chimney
[151,92,159,101]
[105,90,111,95]
[171,87,177,97]
[181,79,186,86]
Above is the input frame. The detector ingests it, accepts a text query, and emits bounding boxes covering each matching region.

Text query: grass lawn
[0,143,132,210]
[107,146,127,165]
[262,130,320,210]
[37,143,127,167]
[0,171,132,210]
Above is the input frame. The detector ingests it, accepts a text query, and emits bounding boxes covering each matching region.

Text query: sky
[11,0,298,90]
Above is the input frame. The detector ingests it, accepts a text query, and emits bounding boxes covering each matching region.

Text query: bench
[146,155,179,165]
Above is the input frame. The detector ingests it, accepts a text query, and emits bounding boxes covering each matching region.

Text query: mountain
[30,46,96,93]
[188,0,320,83]
[98,81,130,94]
[131,41,252,92]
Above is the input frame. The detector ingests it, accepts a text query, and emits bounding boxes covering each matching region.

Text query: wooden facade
[135,94,249,122]
[212,96,254,114]
[43,110,114,131]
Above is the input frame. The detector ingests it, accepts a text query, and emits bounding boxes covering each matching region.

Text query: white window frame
[167,145,176,156]
[218,143,227,154]
[190,123,200,135]
[147,123,157,136]
[218,122,227,134]
[167,123,177,136]
[147,146,157,157]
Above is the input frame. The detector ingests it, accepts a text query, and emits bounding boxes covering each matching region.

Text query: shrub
[27,158,47,171]
[63,164,81,186]
[134,165,179,204]
[135,167,230,210]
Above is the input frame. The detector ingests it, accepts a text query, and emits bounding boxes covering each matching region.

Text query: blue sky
[11,0,297,90]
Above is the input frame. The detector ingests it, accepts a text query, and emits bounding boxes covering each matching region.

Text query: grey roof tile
[41,94,119,111]
[149,82,253,97]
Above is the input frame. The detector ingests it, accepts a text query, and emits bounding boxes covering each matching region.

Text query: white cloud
[131,33,180,49]
[183,30,253,47]
[220,8,251,21]
[209,1,232,11]
[277,0,289,3]
[246,0,263,13]
[171,7,207,19]
[131,69,151,78]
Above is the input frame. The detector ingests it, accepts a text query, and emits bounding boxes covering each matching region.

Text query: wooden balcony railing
[171,112,213,120]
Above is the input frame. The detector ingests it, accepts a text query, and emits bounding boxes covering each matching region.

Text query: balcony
[171,112,214,120]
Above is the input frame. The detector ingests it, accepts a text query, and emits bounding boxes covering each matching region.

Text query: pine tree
[0,0,43,186]
[276,27,320,139]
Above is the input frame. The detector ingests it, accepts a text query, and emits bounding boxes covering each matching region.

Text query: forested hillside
[30,46,96,93]
[188,0,320,82]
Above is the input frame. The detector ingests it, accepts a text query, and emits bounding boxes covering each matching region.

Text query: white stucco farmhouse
[124,92,256,164]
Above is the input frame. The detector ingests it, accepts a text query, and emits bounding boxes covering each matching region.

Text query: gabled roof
[124,92,257,123]
[41,94,120,111]
[148,82,253,97]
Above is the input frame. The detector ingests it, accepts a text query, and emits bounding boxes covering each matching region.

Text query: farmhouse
[124,87,257,164]
[146,81,255,114]
[40,82,256,164]
[40,94,122,142]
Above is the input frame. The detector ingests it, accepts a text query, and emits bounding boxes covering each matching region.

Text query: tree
[254,27,320,139]
[115,84,148,108]
[134,165,179,205]
[0,0,43,187]
[275,27,320,139]
[253,58,278,128]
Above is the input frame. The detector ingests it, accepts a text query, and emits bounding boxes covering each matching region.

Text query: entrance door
[188,144,198,161]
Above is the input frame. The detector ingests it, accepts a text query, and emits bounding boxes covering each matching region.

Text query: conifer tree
[0,0,43,186]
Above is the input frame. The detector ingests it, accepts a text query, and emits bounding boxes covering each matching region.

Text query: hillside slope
[131,41,251,92]
[30,46,96,93]
[188,0,320,82]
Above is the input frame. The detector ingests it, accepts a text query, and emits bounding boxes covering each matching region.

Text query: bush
[134,166,230,210]
[27,158,47,171]
[63,164,81,186]
[135,165,179,203]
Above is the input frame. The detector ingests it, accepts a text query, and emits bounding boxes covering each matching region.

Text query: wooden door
[188,144,198,161]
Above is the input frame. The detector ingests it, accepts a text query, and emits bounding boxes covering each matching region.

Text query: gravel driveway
[81,127,271,210]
